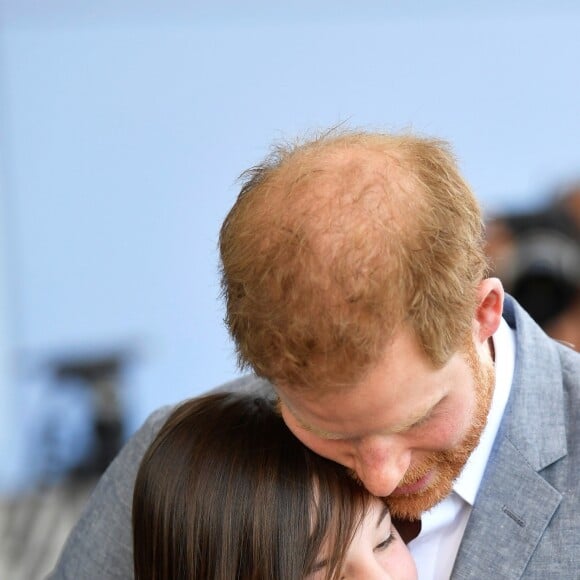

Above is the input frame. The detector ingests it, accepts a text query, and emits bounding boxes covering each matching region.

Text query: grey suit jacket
[49,296,580,579]
[451,297,580,579]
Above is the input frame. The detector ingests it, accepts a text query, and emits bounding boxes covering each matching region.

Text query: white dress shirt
[408,318,516,580]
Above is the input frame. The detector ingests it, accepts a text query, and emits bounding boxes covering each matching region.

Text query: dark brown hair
[132,392,371,580]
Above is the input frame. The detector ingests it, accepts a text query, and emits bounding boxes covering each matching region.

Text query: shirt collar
[452,317,516,506]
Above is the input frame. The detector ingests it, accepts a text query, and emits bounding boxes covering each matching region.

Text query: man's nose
[352,436,411,497]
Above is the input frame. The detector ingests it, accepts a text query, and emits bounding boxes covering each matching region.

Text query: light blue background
[1,1,579,491]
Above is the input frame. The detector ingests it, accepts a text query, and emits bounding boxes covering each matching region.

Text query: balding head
[220,130,488,391]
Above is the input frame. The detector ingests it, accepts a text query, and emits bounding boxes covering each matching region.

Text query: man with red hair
[51,130,580,579]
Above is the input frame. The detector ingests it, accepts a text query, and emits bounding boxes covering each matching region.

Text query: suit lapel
[451,297,566,579]
[451,438,562,579]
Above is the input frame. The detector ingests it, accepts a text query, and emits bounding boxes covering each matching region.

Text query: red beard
[385,346,495,521]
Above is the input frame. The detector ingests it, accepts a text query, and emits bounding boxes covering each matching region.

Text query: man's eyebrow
[283,395,446,440]
[279,398,347,439]
[295,416,346,440]
[387,395,447,434]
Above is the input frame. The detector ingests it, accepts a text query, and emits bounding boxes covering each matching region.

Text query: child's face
[310,499,417,579]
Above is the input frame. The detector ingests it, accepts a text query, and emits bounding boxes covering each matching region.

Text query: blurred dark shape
[0,352,132,579]
[49,351,129,480]
[486,185,580,351]
[509,227,580,327]
[0,347,133,580]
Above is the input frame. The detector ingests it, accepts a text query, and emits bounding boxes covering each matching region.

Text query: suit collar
[501,295,567,471]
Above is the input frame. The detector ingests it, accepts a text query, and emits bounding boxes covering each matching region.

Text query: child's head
[132,392,416,579]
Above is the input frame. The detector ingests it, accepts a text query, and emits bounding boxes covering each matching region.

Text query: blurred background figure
[486,184,580,351]
[0,350,133,579]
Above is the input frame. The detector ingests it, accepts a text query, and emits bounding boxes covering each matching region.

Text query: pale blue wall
[1,1,579,491]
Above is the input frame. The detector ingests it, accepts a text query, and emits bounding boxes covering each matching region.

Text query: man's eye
[374,532,395,552]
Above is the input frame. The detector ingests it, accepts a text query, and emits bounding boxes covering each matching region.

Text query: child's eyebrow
[310,506,391,574]
[377,505,390,528]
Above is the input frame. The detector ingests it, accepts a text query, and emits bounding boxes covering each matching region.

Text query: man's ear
[474,278,504,344]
